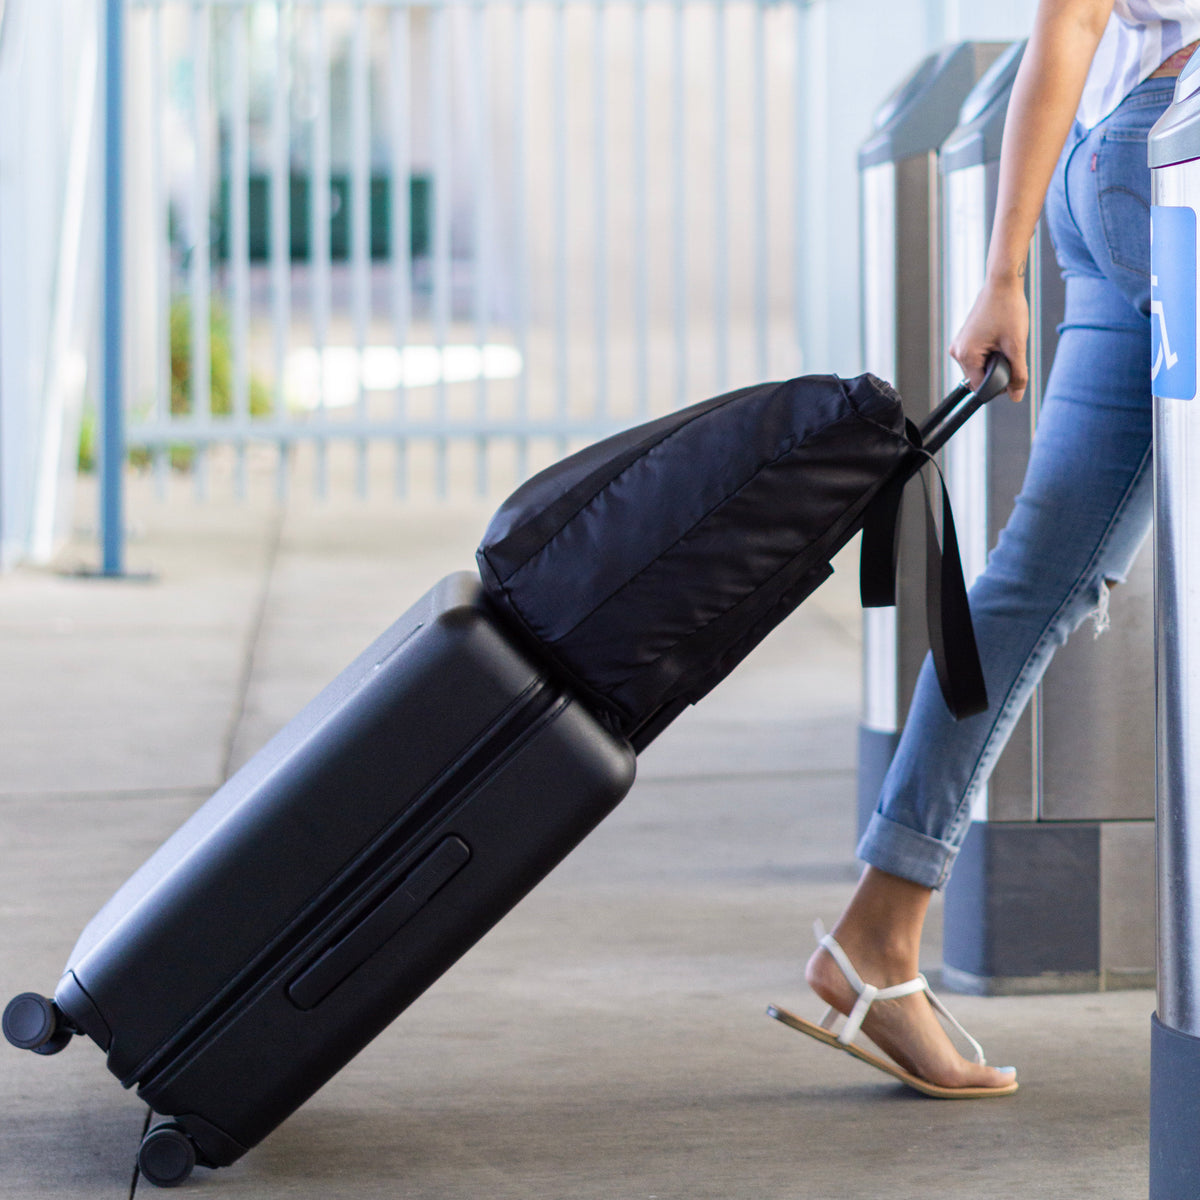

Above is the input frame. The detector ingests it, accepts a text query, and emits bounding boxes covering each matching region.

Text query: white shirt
[1077,0,1200,128]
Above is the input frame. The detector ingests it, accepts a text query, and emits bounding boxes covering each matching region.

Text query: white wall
[0,0,101,569]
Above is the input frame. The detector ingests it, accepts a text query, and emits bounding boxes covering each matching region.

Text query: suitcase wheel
[2,993,73,1055]
[138,1123,198,1188]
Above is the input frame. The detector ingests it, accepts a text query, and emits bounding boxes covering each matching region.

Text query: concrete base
[1151,1014,1200,1200]
[942,818,1156,995]
[855,725,898,843]
[943,820,1101,993]
[942,965,1101,996]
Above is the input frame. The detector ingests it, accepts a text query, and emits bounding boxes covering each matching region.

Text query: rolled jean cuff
[856,811,957,891]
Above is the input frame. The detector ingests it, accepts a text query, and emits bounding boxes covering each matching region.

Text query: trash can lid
[859,42,1008,169]
[940,41,1024,174]
[1150,51,1200,168]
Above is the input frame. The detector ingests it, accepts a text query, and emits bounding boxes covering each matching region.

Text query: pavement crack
[219,508,285,785]
[128,1107,152,1198]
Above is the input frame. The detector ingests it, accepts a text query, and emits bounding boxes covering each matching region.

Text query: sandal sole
[766,1004,1019,1099]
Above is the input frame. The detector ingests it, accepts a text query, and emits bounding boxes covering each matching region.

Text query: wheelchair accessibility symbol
[1152,280,1179,377]
[1151,206,1198,401]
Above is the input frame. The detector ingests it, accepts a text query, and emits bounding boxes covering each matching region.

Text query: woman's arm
[949,0,1114,400]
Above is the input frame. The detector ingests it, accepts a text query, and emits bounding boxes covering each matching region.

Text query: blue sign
[1151,206,1198,401]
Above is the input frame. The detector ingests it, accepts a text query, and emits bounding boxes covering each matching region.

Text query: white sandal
[767,921,1018,1099]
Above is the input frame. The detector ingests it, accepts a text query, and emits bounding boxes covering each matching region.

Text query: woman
[782,0,1200,1096]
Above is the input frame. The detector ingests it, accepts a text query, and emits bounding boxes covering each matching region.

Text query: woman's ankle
[825,866,933,982]
[828,923,919,982]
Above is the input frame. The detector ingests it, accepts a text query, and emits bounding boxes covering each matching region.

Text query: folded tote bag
[478,365,1005,750]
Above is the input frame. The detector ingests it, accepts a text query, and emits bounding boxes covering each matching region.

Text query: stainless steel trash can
[1148,53,1200,1200]
[936,41,1157,996]
[857,42,1007,835]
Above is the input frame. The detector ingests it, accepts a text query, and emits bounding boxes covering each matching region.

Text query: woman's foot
[803,933,1016,1091]
[804,866,1016,1091]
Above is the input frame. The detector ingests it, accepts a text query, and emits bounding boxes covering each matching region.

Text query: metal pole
[1149,63,1200,1198]
[1154,378,1200,1033]
[1150,263,1200,1200]
[101,0,124,576]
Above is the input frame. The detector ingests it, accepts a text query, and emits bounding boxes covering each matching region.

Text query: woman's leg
[806,79,1172,1089]
[808,310,1153,1088]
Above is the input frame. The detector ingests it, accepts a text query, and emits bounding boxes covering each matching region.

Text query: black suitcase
[3,572,635,1186]
[4,357,1009,1187]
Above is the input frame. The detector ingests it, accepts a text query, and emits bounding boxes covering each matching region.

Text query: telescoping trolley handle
[920,353,1012,456]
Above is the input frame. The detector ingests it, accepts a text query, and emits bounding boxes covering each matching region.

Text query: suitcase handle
[919,353,1012,456]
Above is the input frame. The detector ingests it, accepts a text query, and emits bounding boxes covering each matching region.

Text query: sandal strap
[812,920,987,1064]
[923,986,987,1065]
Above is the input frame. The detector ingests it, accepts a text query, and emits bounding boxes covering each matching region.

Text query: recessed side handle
[288,836,471,1011]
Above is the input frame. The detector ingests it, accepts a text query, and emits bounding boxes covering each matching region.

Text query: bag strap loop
[858,423,987,721]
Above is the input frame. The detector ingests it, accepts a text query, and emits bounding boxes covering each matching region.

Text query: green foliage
[80,297,272,472]
[77,407,97,473]
[170,296,271,420]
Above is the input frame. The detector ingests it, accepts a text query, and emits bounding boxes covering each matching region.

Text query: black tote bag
[477,371,985,748]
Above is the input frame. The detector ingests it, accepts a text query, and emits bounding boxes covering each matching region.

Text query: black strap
[859,474,907,608]
[858,430,987,721]
[919,463,987,719]
[858,417,926,610]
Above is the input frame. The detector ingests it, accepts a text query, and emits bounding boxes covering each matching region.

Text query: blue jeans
[857,76,1174,890]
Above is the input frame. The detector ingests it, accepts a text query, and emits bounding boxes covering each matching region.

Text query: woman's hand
[949,273,1030,402]
[948,0,1113,404]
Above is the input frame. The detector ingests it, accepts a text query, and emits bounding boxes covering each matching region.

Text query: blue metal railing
[102,0,125,576]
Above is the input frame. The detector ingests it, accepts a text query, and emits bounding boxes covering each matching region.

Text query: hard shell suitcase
[5,357,1010,1187]
[3,572,635,1186]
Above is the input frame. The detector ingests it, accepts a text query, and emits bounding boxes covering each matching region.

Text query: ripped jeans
[856,76,1171,890]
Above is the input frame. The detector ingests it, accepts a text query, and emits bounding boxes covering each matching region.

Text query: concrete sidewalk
[1,476,1152,1198]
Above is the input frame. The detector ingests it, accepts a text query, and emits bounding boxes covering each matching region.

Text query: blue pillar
[101,0,124,577]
